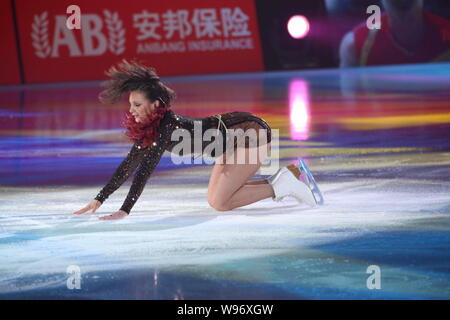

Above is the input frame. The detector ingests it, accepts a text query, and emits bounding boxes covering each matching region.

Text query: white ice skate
[267,165,317,207]
[296,157,324,205]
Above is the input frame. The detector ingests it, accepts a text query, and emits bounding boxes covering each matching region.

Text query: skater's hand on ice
[73,200,101,215]
[99,210,128,220]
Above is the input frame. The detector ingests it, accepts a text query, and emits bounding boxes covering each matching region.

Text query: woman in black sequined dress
[72,60,280,220]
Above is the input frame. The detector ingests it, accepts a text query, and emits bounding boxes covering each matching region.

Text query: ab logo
[32,9,126,58]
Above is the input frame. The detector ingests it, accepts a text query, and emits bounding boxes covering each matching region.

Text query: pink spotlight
[287,15,310,39]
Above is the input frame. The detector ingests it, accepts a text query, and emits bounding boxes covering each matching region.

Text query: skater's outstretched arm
[94,142,146,204]
[98,121,174,220]
[72,142,144,216]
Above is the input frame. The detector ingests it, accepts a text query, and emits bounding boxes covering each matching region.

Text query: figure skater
[73,60,322,220]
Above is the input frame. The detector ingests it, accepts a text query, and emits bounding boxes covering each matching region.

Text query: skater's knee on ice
[208,195,232,211]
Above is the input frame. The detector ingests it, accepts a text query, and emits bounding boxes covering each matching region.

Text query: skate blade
[297,157,324,205]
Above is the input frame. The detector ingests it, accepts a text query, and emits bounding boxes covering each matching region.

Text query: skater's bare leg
[222,184,274,210]
[244,179,268,185]
[207,144,273,211]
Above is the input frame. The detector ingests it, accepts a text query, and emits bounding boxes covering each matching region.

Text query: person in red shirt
[340,0,450,67]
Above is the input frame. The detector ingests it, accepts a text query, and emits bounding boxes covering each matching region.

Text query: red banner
[15,0,263,83]
[0,0,21,85]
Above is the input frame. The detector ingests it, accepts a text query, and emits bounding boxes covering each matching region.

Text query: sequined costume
[94,109,272,214]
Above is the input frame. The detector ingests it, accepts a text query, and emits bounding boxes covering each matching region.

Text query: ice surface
[1,176,449,298]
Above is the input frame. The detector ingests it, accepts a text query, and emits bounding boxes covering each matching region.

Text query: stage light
[287,15,310,39]
[254,0,331,70]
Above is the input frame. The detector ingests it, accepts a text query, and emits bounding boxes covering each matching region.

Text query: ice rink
[1,63,450,299]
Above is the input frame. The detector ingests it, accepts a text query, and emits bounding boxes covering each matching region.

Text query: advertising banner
[0,0,21,85]
[15,0,264,83]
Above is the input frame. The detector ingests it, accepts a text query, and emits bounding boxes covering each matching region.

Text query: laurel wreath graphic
[103,10,126,55]
[31,11,51,58]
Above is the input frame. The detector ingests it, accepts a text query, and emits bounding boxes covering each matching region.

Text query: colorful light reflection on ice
[289,79,311,141]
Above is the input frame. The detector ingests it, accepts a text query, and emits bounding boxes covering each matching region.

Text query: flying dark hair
[99,59,176,107]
